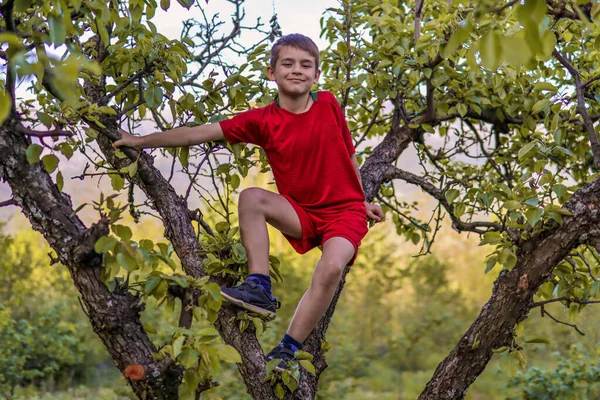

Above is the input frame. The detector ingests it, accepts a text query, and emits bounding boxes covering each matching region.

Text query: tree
[1,0,600,399]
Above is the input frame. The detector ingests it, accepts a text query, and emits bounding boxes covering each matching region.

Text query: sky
[154,0,337,47]
[0,0,340,225]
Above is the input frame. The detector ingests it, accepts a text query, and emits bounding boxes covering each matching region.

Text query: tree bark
[0,127,183,399]
[418,177,600,399]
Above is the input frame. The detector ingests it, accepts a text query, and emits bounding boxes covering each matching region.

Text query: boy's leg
[286,237,354,342]
[221,188,302,317]
[266,237,354,368]
[238,187,302,274]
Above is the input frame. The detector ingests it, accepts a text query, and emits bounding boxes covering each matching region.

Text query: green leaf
[567,304,580,323]
[112,225,133,242]
[143,324,157,334]
[485,255,498,274]
[525,335,551,344]
[42,154,59,173]
[445,188,460,204]
[95,236,117,254]
[177,0,194,9]
[179,146,189,168]
[172,335,185,358]
[110,174,125,191]
[144,86,163,108]
[218,345,241,364]
[515,321,525,337]
[26,144,43,164]
[503,200,521,210]
[160,0,170,11]
[294,350,313,360]
[299,360,315,375]
[525,208,543,227]
[274,384,284,399]
[518,142,537,161]
[531,98,550,114]
[282,370,298,392]
[14,0,34,12]
[215,221,230,233]
[0,90,12,125]
[481,31,501,70]
[266,359,281,375]
[56,171,64,191]
[481,231,502,245]
[231,174,241,190]
[534,82,557,93]
[117,252,138,271]
[128,161,138,178]
[49,15,66,46]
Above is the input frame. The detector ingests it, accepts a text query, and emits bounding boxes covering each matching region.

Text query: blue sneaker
[220,280,280,319]
[266,345,296,372]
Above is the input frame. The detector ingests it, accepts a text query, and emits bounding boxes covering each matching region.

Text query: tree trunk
[418,177,600,399]
[0,127,183,398]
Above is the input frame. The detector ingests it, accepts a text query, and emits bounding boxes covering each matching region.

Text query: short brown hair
[270,34,320,68]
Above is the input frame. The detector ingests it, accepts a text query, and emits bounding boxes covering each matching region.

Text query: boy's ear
[266,65,276,81]
[313,68,321,84]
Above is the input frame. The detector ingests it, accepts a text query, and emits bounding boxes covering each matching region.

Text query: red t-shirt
[219,91,365,211]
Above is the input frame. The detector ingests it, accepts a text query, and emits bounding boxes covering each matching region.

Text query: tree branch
[538,304,585,335]
[414,0,425,42]
[553,48,600,169]
[99,63,155,105]
[531,296,600,308]
[14,124,74,137]
[0,198,15,207]
[385,166,502,234]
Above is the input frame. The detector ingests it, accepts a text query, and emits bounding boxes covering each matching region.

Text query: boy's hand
[112,129,142,150]
[365,202,383,223]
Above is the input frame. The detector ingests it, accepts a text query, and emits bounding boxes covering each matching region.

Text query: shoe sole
[220,290,276,319]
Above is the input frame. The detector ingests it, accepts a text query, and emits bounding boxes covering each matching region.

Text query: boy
[113,33,383,368]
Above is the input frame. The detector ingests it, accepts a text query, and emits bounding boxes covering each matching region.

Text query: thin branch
[575,250,600,281]
[0,199,15,207]
[553,48,600,169]
[489,0,520,14]
[532,296,600,308]
[414,0,425,42]
[386,166,502,234]
[376,194,429,231]
[583,74,600,90]
[538,305,585,335]
[100,63,155,105]
[14,125,74,137]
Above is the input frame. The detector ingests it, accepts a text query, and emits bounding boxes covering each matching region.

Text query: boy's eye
[282,63,292,67]
[302,64,312,68]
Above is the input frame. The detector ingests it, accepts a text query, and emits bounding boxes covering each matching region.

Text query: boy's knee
[239,187,268,212]
[313,258,345,289]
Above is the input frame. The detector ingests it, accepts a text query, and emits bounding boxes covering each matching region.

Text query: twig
[386,166,502,233]
[538,304,585,336]
[98,63,155,105]
[14,124,74,137]
[0,199,15,207]
[376,194,429,231]
[414,0,425,42]
[575,250,600,281]
[489,0,520,14]
[553,49,600,169]
[532,296,600,308]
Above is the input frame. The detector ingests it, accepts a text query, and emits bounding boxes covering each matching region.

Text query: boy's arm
[112,123,225,150]
[351,154,383,223]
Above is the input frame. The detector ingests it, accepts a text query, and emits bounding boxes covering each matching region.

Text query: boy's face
[267,46,320,98]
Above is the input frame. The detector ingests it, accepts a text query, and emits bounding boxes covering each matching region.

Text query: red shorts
[281,195,368,266]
